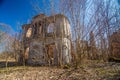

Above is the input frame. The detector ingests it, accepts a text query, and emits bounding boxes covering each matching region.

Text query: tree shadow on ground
[0,61,18,68]
[0,61,49,68]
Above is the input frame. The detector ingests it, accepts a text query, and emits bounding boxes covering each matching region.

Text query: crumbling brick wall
[20,14,72,66]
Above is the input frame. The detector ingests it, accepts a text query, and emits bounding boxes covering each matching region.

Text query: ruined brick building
[20,14,72,65]
[110,29,120,58]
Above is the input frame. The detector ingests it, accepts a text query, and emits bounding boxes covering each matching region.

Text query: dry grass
[0,60,120,80]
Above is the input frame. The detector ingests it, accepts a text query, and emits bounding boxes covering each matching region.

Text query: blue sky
[0,0,119,32]
[0,0,41,31]
[118,0,120,4]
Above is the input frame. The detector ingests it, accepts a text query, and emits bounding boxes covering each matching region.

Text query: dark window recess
[34,24,37,35]
[39,22,41,26]
[39,22,42,34]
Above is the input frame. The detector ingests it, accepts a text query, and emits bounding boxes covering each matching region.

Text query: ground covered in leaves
[0,62,120,80]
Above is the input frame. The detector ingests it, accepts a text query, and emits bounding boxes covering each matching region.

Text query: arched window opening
[34,23,37,35]
[39,22,42,34]
[26,28,32,38]
[47,23,54,33]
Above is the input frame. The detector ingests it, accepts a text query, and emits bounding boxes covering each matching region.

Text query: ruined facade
[110,29,120,58]
[21,14,72,65]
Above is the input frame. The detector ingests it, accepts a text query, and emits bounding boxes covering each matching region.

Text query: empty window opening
[34,23,37,35]
[39,22,42,34]
[47,23,54,33]
[26,28,32,38]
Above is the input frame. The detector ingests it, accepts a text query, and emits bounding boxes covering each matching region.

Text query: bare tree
[31,0,120,66]
[0,23,14,70]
